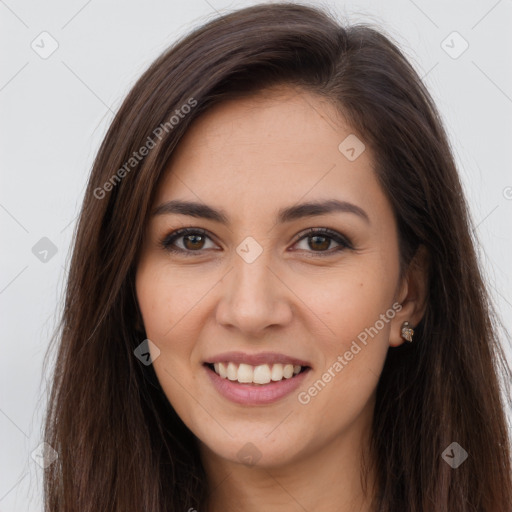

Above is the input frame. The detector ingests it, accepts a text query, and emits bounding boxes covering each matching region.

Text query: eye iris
[309,235,330,251]
[184,234,205,250]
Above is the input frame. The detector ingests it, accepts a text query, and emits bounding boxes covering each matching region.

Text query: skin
[135,85,428,512]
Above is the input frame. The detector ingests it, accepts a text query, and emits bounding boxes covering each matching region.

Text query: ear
[389,244,429,347]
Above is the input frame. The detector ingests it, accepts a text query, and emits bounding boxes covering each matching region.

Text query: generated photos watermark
[297,302,403,405]
[93,97,197,200]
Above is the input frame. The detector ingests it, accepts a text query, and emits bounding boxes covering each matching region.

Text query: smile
[203,362,311,405]
[207,362,307,384]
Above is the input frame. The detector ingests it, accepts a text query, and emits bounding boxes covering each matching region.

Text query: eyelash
[159,227,353,257]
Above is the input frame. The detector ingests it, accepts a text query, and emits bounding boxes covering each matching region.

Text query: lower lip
[204,364,310,405]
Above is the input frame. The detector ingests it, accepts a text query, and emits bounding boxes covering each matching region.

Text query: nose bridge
[231,240,276,309]
[215,238,291,332]
[235,246,273,299]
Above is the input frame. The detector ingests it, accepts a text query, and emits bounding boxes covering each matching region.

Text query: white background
[1,0,511,510]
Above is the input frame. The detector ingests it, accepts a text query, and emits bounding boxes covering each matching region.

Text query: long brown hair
[42,3,512,510]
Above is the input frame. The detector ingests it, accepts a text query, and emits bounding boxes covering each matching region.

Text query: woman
[42,2,512,511]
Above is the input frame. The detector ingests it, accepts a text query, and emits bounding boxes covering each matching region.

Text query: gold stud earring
[401,321,414,342]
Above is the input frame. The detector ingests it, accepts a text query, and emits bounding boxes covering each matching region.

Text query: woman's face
[136,86,410,469]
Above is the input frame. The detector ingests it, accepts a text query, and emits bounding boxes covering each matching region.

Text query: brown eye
[292,228,352,255]
[160,228,217,255]
[160,227,352,257]
[306,234,331,251]
[182,233,206,250]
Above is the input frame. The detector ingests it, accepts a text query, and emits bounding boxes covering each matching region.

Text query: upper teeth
[213,362,302,384]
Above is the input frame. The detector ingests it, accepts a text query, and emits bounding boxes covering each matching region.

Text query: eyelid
[160,226,353,256]
[291,227,353,249]
[160,227,216,254]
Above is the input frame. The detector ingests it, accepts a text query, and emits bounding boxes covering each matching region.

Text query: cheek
[135,261,202,419]
[293,258,396,396]
[136,259,211,340]
[135,263,192,400]
[295,261,396,340]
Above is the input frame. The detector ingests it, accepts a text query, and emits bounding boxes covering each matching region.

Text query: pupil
[185,234,203,249]
[310,235,329,250]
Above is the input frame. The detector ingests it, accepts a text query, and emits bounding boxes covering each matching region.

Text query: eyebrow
[152,198,370,225]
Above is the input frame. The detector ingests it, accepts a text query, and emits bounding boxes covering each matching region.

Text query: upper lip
[205,351,311,368]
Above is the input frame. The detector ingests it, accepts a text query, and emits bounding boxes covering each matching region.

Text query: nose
[215,249,293,336]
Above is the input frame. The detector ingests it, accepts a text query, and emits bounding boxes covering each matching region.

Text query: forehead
[154,87,389,227]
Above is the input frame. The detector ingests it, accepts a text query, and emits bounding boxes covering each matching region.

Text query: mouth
[203,360,312,405]
[204,361,311,385]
